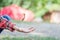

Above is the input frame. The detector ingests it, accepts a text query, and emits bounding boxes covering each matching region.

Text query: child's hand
[28,27,35,32]
[13,26,35,33]
[24,27,35,33]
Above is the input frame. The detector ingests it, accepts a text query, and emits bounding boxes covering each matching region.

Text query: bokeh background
[0,0,60,40]
[0,0,60,18]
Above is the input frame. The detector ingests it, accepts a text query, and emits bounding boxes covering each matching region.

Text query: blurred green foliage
[0,0,60,17]
[0,36,58,40]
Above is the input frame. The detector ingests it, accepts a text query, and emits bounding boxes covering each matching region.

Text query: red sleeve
[0,18,15,32]
[0,19,7,28]
[6,21,15,32]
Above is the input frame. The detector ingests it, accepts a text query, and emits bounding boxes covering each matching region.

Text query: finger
[29,28,35,32]
[29,27,34,30]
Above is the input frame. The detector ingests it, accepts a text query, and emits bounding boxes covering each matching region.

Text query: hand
[13,26,35,33]
[24,27,35,33]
